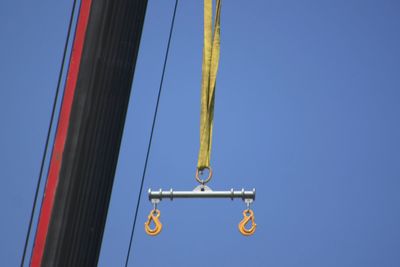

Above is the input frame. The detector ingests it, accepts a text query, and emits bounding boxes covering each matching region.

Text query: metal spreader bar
[148,187,256,201]
[145,185,257,236]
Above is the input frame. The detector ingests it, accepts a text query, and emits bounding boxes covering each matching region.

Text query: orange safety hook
[238,209,257,236]
[144,209,163,236]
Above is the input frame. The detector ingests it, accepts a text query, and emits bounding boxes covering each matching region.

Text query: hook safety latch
[144,208,163,236]
[238,209,257,236]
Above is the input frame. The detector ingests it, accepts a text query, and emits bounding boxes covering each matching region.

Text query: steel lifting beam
[148,188,256,201]
[145,185,257,236]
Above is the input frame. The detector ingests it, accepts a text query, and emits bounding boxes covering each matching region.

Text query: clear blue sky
[1,0,400,266]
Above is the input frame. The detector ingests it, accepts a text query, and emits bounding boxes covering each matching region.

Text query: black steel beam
[31,0,148,266]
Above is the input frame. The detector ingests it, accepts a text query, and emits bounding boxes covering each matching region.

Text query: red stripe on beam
[30,0,92,266]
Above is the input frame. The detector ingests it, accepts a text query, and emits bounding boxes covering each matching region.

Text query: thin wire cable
[20,0,78,266]
[124,0,179,266]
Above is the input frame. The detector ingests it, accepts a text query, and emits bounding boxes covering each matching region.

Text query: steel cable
[124,0,179,266]
[20,0,79,266]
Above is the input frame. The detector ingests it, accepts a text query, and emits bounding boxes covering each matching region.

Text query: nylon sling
[197,0,221,170]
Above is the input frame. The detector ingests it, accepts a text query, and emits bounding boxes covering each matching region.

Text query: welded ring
[195,166,213,184]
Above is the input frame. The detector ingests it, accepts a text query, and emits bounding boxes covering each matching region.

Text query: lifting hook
[144,208,163,236]
[238,209,257,236]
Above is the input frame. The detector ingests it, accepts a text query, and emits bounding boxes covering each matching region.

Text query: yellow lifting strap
[197,0,221,170]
